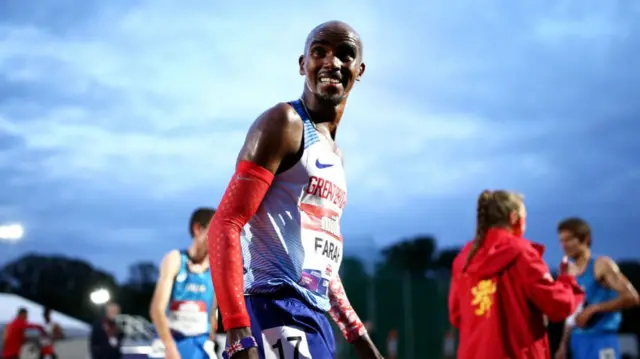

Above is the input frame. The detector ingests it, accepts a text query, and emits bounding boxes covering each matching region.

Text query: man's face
[299,23,365,105]
[558,230,586,258]
[191,223,209,261]
[106,303,120,319]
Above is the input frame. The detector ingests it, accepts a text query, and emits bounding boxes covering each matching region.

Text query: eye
[311,47,326,57]
[336,45,356,62]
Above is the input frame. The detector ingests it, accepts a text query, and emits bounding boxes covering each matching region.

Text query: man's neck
[574,249,592,267]
[301,90,347,136]
[186,245,209,267]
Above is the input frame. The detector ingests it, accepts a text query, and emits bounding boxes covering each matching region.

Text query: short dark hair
[17,307,27,315]
[558,217,592,247]
[189,207,216,237]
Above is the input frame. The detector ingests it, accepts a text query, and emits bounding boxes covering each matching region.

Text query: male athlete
[555,218,639,359]
[207,21,383,359]
[150,207,218,359]
[39,308,64,359]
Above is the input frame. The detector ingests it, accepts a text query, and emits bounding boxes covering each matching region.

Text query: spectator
[40,307,64,359]
[89,302,123,359]
[2,307,45,359]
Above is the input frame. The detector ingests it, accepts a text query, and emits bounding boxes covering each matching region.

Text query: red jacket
[448,228,584,359]
[2,317,44,358]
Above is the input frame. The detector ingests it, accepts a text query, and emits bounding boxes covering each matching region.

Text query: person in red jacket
[448,190,585,359]
[2,307,45,359]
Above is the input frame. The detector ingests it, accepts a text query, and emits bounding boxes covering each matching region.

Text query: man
[207,21,383,359]
[555,218,640,359]
[39,308,64,359]
[90,302,123,359]
[2,308,45,359]
[150,207,218,359]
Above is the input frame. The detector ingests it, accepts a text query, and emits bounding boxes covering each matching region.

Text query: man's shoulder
[252,102,303,132]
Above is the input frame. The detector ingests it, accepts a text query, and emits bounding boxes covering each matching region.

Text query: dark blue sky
[1,0,639,280]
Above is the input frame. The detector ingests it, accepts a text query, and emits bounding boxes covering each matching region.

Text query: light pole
[90,288,111,305]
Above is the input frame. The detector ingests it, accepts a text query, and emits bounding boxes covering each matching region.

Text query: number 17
[271,336,302,359]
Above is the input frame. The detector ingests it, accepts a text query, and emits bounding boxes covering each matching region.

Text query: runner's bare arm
[207,103,302,341]
[593,256,640,312]
[209,295,218,339]
[149,250,181,347]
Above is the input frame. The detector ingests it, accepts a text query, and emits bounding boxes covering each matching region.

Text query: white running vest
[241,99,347,312]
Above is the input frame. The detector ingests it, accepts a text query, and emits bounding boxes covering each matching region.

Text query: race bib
[167,300,208,336]
[599,348,615,359]
[262,326,311,359]
[298,215,343,297]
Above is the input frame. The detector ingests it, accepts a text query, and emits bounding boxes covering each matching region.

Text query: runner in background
[150,208,217,359]
[555,218,639,359]
[39,308,64,359]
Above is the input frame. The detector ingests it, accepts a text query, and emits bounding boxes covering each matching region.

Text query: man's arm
[593,256,640,312]
[209,295,218,339]
[517,246,584,322]
[207,103,302,345]
[149,250,181,349]
[328,275,382,358]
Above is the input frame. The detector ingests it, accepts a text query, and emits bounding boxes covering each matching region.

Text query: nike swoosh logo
[315,159,334,169]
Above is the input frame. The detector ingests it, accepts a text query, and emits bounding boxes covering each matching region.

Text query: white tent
[0,293,90,336]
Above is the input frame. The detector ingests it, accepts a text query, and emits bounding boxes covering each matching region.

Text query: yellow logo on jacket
[471,279,497,317]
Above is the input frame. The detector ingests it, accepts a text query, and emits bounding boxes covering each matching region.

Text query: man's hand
[352,334,385,359]
[574,305,597,328]
[226,327,259,359]
[554,344,567,359]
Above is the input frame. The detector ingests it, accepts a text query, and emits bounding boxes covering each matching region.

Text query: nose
[322,52,341,70]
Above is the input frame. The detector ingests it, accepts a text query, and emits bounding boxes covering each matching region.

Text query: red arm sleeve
[448,274,461,328]
[207,160,274,330]
[328,275,367,343]
[517,247,585,322]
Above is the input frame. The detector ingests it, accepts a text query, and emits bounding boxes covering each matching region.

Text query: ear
[298,55,305,76]
[192,223,202,238]
[508,210,520,226]
[356,62,366,81]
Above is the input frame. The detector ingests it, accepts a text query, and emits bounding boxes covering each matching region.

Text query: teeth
[319,77,341,84]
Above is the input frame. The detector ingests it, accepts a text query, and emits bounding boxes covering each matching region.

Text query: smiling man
[207,21,383,359]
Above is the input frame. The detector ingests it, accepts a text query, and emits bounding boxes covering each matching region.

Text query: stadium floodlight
[0,224,24,242]
[90,288,111,305]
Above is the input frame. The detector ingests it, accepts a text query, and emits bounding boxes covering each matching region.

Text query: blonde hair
[463,190,524,271]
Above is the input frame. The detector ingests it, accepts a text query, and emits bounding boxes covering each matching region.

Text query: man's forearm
[559,324,571,347]
[150,309,174,346]
[209,311,218,339]
[593,295,639,313]
[328,275,367,342]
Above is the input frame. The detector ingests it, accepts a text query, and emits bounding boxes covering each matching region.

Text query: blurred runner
[39,307,64,359]
[555,218,639,359]
[150,207,217,359]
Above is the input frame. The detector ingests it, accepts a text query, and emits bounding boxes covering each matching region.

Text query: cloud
[1,0,639,276]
